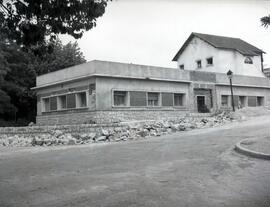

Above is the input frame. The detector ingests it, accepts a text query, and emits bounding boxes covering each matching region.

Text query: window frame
[42,97,50,112]
[147,92,160,107]
[76,92,88,108]
[41,90,89,112]
[221,95,229,107]
[173,93,185,107]
[244,56,253,64]
[57,95,67,110]
[196,59,202,69]
[257,96,264,106]
[206,57,213,66]
[111,90,187,109]
[112,90,129,107]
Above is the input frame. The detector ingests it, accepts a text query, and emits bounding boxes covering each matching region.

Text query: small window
[244,57,253,64]
[257,96,264,106]
[196,60,202,69]
[147,92,159,106]
[58,95,67,110]
[221,95,229,106]
[206,57,213,66]
[89,83,96,95]
[114,91,128,106]
[43,98,50,112]
[239,96,246,108]
[76,92,87,108]
[174,93,184,106]
[179,64,184,70]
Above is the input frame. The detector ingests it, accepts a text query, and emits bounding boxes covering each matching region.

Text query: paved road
[1,116,270,207]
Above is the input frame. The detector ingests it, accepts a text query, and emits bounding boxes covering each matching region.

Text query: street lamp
[227,70,235,111]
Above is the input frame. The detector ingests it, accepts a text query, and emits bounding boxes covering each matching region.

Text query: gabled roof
[172,32,265,61]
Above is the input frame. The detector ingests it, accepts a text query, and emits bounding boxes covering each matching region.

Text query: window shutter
[130,91,147,106]
[50,97,57,111]
[162,93,173,106]
[248,96,256,107]
[67,94,76,109]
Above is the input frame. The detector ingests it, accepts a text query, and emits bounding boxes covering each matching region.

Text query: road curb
[235,139,270,160]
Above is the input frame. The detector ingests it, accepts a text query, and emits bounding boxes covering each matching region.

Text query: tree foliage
[0,0,109,47]
[261,15,270,28]
[32,39,86,75]
[0,39,86,126]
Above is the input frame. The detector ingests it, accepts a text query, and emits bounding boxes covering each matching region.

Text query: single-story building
[32,33,270,125]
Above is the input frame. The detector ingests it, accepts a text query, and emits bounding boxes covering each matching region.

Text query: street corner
[235,137,270,160]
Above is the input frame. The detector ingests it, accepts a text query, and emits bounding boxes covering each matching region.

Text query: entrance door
[197,96,206,113]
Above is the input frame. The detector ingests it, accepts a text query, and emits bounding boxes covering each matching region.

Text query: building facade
[173,33,265,77]
[33,33,270,125]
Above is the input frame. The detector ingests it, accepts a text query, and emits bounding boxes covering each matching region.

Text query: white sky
[61,0,270,69]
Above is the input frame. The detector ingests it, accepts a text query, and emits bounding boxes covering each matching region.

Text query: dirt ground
[1,115,270,207]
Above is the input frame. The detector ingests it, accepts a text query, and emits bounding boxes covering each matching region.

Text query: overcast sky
[61,0,270,69]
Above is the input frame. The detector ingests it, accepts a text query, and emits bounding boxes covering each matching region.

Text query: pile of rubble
[0,111,234,147]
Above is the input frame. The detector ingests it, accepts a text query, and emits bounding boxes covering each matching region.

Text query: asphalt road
[1,116,270,207]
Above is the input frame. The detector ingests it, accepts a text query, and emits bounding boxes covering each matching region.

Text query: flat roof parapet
[34,60,270,90]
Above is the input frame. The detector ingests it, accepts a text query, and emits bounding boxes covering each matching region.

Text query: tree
[261,15,270,28]
[0,40,36,125]
[31,38,86,75]
[0,0,104,126]
[0,38,86,126]
[0,0,110,47]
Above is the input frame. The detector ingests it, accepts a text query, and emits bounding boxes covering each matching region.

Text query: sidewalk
[235,137,270,160]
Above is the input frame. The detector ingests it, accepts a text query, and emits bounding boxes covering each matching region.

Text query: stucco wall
[36,78,96,115]
[216,85,270,109]
[34,60,270,125]
[36,60,191,88]
[176,37,264,77]
[95,77,191,110]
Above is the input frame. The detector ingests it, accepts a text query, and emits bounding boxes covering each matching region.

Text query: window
[89,83,96,95]
[174,93,184,106]
[244,57,253,64]
[206,57,213,66]
[239,96,246,108]
[58,95,67,110]
[196,60,202,69]
[147,92,159,106]
[114,91,128,106]
[257,96,264,106]
[76,92,87,108]
[43,98,50,112]
[179,64,184,70]
[221,95,229,106]
[42,91,88,112]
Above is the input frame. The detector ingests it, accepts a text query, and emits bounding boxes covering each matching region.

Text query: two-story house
[173,32,265,77]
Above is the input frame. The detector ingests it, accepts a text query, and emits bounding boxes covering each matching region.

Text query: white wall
[177,37,265,77]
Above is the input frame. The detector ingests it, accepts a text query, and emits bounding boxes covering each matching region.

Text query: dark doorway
[197,96,208,113]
